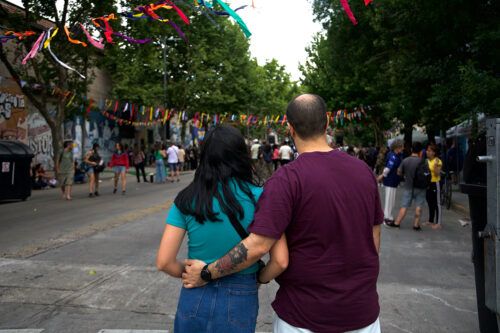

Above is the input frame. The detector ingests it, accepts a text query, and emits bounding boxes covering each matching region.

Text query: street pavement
[0,174,480,333]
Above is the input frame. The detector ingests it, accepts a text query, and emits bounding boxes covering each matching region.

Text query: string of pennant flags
[86,98,369,128]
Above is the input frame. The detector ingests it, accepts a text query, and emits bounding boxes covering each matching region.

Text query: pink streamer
[80,24,105,49]
[22,31,46,64]
[364,0,372,5]
[340,0,358,25]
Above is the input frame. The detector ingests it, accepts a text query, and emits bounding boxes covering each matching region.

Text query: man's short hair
[390,139,403,151]
[286,94,328,140]
[412,141,423,154]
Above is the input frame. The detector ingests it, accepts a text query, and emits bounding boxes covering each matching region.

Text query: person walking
[272,144,280,171]
[377,140,403,224]
[156,125,288,333]
[177,145,186,172]
[425,144,443,230]
[83,143,103,197]
[133,145,148,183]
[262,142,273,179]
[167,143,180,182]
[386,141,427,230]
[182,94,383,333]
[154,143,167,183]
[278,140,293,166]
[109,142,129,194]
[56,140,75,201]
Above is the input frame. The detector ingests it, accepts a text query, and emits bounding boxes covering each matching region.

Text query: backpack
[413,158,431,189]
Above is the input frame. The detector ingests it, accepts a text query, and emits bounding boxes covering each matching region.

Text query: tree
[304,0,500,147]
[103,3,298,138]
[0,0,116,170]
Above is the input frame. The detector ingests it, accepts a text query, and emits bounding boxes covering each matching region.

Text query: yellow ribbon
[43,28,59,49]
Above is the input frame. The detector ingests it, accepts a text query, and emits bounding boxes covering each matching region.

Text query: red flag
[340,0,358,25]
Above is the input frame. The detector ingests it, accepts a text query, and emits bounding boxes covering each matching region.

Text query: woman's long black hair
[174,125,259,225]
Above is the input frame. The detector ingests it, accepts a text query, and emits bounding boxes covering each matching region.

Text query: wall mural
[28,112,53,170]
[0,91,28,144]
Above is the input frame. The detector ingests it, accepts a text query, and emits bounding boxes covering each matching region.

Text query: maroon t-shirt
[249,150,383,333]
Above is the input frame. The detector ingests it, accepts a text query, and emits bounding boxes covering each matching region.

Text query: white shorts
[273,314,381,333]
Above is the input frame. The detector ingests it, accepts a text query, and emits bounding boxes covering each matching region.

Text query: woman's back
[167,181,262,274]
[157,125,262,333]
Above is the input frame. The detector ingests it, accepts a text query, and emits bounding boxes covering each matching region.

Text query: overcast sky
[230,0,323,80]
[10,0,322,80]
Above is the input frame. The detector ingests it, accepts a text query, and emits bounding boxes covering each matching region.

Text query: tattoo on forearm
[214,243,248,276]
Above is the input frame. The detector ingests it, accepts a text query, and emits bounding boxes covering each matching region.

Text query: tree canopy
[302,0,500,146]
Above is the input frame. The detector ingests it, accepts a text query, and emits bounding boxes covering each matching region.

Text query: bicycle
[440,170,453,210]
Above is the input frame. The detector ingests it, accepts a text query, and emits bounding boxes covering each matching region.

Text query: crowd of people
[343,139,463,232]
[249,139,295,180]
[31,139,201,200]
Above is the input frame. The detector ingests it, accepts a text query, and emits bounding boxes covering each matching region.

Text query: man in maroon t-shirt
[183,94,383,333]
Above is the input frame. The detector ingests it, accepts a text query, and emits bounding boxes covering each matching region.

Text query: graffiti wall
[0,90,28,144]
[28,112,54,170]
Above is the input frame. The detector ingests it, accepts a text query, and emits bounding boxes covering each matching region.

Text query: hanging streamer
[44,28,86,79]
[64,26,87,47]
[340,0,358,25]
[212,0,251,37]
[79,24,105,49]
[113,32,152,44]
[4,31,36,40]
[92,14,117,43]
[22,31,46,64]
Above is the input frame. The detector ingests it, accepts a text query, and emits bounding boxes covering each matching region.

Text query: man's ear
[287,122,295,137]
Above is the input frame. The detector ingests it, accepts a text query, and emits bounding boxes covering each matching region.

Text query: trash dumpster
[460,118,500,332]
[0,140,34,201]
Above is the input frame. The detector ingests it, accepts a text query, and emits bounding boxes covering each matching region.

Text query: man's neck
[411,153,419,157]
[294,135,332,154]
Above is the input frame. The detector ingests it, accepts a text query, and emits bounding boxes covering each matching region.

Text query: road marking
[0,328,43,333]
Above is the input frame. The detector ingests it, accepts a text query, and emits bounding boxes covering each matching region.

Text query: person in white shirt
[279,141,293,166]
[250,139,261,162]
[167,143,180,182]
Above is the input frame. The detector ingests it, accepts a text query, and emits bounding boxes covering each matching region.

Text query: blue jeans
[155,159,166,183]
[174,274,258,333]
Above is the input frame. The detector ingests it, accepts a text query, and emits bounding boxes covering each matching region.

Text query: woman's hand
[182,259,208,288]
[258,234,288,284]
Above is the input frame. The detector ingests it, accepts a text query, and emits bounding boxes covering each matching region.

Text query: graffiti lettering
[0,92,25,120]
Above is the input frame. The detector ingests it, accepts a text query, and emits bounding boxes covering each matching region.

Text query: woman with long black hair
[156,125,288,333]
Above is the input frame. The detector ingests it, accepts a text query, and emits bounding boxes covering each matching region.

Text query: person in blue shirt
[377,140,403,223]
[156,125,288,333]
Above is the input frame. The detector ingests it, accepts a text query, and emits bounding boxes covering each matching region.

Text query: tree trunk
[426,127,436,143]
[50,122,63,176]
[403,122,413,152]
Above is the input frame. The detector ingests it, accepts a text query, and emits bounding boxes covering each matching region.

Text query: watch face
[201,266,211,282]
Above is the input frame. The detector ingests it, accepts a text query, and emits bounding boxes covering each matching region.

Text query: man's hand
[377,175,384,183]
[182,259,207,288]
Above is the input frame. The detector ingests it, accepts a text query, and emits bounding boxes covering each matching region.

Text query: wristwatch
[200,264,213,282]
